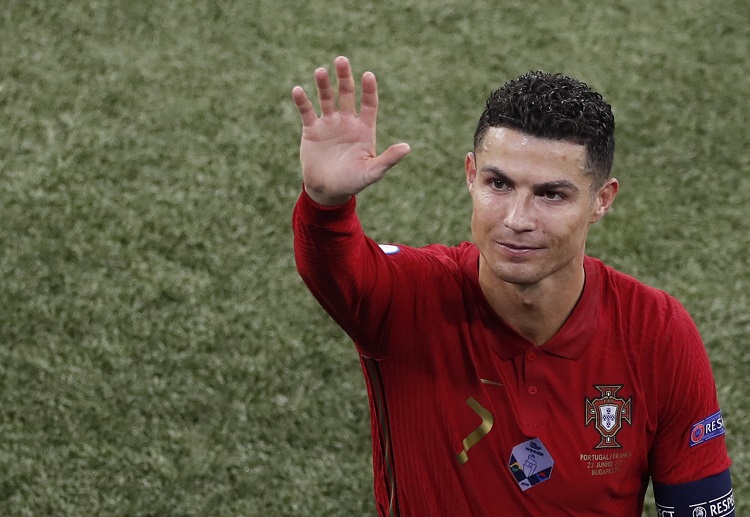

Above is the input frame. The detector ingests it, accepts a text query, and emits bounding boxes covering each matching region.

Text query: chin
[501,274,545,287]
[493,265,546,287]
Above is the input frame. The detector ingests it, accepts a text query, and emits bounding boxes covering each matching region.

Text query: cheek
[560,218,590,248]
[471,196,493,227]
[542,211,588,244]
[470,206,489,238]
[476,192,508,220]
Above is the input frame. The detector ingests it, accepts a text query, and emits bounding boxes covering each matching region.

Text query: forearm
[292,189,391,348]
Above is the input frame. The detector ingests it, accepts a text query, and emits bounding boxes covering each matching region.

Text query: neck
[479,261,586,346]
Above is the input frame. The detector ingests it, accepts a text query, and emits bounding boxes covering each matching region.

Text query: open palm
[292,56,410,206]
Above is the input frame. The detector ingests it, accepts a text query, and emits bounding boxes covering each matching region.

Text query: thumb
[370,143,411,174]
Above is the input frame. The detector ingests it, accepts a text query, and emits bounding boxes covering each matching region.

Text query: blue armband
[654,469,734,516]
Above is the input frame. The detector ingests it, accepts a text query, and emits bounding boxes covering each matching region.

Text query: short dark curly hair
[474,71,615,186]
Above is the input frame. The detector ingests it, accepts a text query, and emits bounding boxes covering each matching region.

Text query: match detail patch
[378,244,400,255]
[689,410,725,447]
[508,438,554,491]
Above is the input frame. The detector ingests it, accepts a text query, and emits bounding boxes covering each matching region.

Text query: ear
[590,178,619,223]
[465,152,477,194]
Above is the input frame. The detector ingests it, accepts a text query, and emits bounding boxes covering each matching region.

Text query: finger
[334,56,356,114]
[369,143,411,176]
[292,86,318,127]
[314,67,336,116]
[359,71,378,128]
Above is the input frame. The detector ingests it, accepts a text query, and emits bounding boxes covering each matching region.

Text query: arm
[291,57,412,354]
[648,299,734,515]
[293,191,396,352]
[291,56,410,206]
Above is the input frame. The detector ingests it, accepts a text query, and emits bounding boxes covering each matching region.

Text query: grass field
[0,1,747,515]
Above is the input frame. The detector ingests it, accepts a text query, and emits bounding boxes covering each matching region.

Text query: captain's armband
[654,469,734,516]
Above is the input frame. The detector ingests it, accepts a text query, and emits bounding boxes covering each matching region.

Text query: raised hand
[292,56,411,206]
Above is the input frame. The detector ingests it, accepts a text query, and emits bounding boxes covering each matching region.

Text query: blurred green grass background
[0,1,747,515]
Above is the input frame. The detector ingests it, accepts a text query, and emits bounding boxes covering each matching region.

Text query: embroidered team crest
[585,385,632,449]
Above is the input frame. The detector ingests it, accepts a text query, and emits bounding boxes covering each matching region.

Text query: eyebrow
[480,165,581,194]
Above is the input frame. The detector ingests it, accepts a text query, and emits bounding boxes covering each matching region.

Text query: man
[291,56,733,516]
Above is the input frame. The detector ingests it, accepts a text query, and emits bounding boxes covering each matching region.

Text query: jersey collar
[463,246,600,361]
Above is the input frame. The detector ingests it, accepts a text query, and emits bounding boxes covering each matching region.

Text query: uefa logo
[692,507,707,517]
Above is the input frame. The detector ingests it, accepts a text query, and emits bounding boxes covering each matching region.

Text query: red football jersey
[293,192,731,516]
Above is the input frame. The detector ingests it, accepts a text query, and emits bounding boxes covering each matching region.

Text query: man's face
[465,127,617,289]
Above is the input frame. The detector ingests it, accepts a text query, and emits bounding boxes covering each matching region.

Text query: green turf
[0,1,747,515]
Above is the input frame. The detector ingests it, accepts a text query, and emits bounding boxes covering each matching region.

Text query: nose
[504,192,535,232]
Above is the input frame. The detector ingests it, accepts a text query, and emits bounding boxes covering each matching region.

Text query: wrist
[303,184,352,207]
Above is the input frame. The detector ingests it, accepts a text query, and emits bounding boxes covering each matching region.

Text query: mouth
[498,242,542,253]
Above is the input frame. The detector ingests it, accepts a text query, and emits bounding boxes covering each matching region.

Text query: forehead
[476,127,589,184]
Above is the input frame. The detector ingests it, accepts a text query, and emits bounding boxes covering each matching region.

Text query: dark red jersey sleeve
[293,189,405,358]
[648,297,732,485]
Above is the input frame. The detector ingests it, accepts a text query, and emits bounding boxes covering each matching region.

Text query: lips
[498,242,542,252]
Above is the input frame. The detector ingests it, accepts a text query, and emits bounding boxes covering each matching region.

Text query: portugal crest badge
[585,385,632,449]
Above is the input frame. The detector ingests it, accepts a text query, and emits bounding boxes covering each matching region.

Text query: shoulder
[371,241,481,301]
[587,256,703,364]
[378,240,478,273]
[587,256,692,327]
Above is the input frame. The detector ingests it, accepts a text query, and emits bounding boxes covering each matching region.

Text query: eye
[542,190,563,201]
[490,179,510,191]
